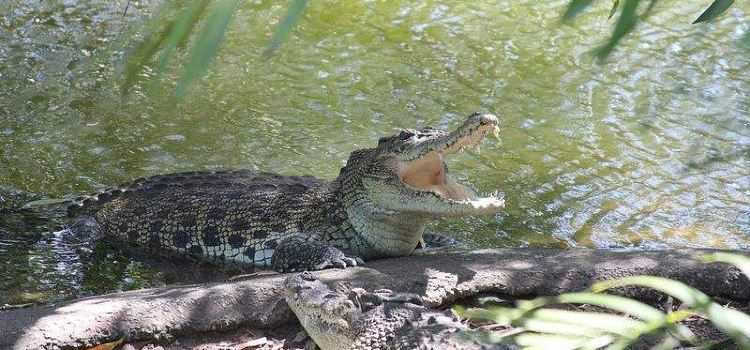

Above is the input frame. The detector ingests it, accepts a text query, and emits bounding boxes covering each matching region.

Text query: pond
[1,0,748,305]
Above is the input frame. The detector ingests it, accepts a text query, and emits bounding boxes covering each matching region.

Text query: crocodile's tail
[21,183,138,219]
[63,186,131,218]
[57,173,192,218]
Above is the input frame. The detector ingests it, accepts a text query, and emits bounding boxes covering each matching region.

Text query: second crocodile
[284,271,514,350]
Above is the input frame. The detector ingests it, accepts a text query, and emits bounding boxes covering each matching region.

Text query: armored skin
[284,272,514,350]
[67,113,504,272]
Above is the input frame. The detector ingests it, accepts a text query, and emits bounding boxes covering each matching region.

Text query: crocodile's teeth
[493,125,501,140]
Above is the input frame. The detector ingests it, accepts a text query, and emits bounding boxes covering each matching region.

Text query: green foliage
[563,0,739,61]
[608,0,620,20]
[174,0,240,97]
[154,0,211,82]
[122,1,744,95]
[121,0,308,97]
[693,0,736,24]
[460,253,750,349]
[561,0,595,22]
[263,0,309,59]
[595,0,641,61]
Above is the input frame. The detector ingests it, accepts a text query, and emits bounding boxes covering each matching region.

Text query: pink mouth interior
[397,151,475,201]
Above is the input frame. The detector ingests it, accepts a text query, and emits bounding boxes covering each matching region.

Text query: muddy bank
[2,248,748,350]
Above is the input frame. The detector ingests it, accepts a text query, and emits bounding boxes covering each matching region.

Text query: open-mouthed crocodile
[284,271,515,350]
[66,113,504,272]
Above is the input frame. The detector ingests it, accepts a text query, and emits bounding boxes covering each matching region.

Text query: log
[2,248,749,350]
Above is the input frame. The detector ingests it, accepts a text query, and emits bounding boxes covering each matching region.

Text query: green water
[1,1,749,305]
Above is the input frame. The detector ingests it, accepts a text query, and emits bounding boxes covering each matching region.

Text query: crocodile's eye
[398,131,414,140]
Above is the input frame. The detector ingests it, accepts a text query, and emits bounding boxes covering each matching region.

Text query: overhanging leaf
[121,2,182,95]
[595,0,640,61]
[693,0,735,24]
[263,0,309,58]
[562,0,595,23]
[154,0,211,77]
[175,0,241,97]
[608,0,620,19]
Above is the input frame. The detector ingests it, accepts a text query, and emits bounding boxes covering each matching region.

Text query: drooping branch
[2,248,749,350]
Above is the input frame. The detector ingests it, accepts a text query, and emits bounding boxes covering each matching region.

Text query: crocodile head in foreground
[284,272,511,350]
[335,112,504,258]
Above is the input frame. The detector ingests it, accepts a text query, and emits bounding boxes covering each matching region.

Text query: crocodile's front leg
[271,236,362,272]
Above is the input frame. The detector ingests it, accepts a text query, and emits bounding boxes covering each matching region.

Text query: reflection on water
[0,1,748,303]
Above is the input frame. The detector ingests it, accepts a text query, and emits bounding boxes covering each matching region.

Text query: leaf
[555,293,664,321]
[175,0,241,97]
[592,275,713,307]
[642,0,659,18]
[121,3,180,95]
[529,309,645,336]
[562,0,594,23]
[705,302,750,342]
[521,318,605,337]
[86,337,124,350]
[154,0,211,77]
[514,333,614,350]
[263,0,309,58]
[700,252,750,278]
[693,0,735,24]
[460,306,522,325]
[554,293,697,345]
[608,0,620,19]
[595,0,641,61]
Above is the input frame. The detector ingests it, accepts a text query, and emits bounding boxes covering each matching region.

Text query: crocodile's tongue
[398,151,477,201]
[399,152,445,189]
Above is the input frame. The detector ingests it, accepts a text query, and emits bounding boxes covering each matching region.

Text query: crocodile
[66,113,504,272]
[284,271,515,350]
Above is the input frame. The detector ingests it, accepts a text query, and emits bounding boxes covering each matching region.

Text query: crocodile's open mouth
[397,113,503,206]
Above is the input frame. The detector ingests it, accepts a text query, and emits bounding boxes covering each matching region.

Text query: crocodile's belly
[91,171,328,267]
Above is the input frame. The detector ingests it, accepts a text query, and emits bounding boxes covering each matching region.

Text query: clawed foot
[272,237,364,272]
[313,253,361,270]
